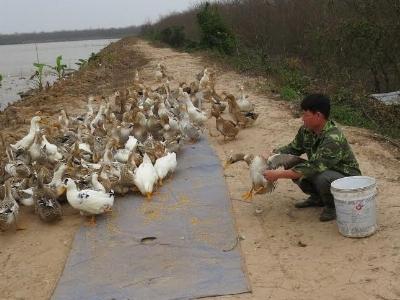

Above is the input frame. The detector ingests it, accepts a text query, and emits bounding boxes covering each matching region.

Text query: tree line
[0,26,140,45]
[141,0,400,139]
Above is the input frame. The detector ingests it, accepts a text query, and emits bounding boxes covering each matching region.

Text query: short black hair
[300,93,330,118]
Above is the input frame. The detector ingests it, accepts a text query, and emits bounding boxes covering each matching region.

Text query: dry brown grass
[0,37,149,181]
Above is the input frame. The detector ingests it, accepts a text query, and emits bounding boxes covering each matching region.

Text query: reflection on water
[0,39,117,108]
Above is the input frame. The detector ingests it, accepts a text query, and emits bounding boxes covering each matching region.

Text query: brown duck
[209,106,239,141]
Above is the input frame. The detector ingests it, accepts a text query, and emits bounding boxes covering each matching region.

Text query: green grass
[331,103,373,128]
[280,86,300,101]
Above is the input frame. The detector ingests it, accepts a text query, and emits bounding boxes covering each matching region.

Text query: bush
[169,26,186,48]
[184,40,199,52]
[277,66,310,95]
[157,26,186,48]
[280,86,299,101]
[196,2,236,55]
[330,103,373,129]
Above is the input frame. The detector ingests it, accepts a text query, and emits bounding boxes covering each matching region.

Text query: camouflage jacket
[274,120,361,178]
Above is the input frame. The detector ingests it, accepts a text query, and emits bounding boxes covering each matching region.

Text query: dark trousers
[294,170,345,208]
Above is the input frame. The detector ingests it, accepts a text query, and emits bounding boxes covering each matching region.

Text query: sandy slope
[1,39,400,300]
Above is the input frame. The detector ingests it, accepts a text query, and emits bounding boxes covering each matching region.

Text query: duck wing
[74,190,114,215]
[267,154,306,170]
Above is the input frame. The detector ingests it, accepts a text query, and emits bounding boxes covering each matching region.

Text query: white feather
[65,178,114,215]
[154,152,177,181]
[134,154,158,196]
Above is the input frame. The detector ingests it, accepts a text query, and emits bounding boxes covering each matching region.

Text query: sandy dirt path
[134,40,400,300]
[1,39,400,300]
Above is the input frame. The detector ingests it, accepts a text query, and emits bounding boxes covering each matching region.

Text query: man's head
[300,94,330,132]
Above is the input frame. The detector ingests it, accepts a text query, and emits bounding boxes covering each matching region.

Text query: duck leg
[241,187,254,201]
[85,215,96,227]
[254,186,266,194]
[146,192,152,200]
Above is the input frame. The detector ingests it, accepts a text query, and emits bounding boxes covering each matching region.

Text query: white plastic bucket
[331,176,377,238]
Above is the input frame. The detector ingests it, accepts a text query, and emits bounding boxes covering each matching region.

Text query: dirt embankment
[1,38,400,300]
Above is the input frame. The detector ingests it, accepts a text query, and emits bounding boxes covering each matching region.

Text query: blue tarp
[52,138,250,300]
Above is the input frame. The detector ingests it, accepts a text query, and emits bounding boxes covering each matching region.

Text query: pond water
[0,39,117,108]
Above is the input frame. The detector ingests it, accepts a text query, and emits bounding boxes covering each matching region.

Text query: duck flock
[0,64,263,231]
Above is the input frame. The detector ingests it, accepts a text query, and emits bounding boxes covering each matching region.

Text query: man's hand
[263,169,302,181]
[263,170,281,182]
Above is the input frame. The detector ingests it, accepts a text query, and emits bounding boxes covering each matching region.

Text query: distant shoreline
[0,36,123,46]
[0,26,140,45]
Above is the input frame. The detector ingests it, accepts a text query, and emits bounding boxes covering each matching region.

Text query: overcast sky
[0,0,198,34]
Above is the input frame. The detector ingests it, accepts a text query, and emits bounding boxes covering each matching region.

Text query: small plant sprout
[48,55,68,79]
[30,62,47,90]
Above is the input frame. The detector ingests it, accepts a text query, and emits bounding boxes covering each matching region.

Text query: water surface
[0,39,117,108]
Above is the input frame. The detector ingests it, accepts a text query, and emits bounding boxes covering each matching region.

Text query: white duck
[199,68,210,90]
[28,129,43,162]
[64,178,114,225]
[225,153,305,201]
[41,135,63,161]
[134,153,158,199]
[114,147,132,164]
[180,91,207,126]
[48,163,68,198]
[154,152,177,185]
[125,136,138,152]
[187,97,207,126]
[10,116,42,151]
[237,84,255,113]
[224,153,269,201]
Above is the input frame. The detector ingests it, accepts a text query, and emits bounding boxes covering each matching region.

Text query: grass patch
[331,103,374,128]
[280,86,300,101]
[277,67,310,95]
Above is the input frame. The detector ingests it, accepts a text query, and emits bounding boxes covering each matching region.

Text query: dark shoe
[319,207,336,222]
[295,196,324,208]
